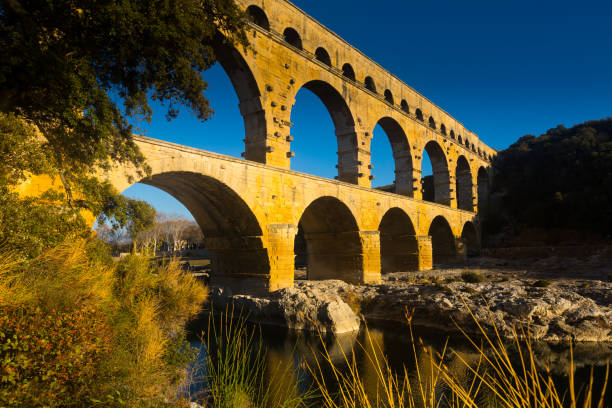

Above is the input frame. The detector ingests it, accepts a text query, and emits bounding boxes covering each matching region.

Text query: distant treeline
[488,118,612,238]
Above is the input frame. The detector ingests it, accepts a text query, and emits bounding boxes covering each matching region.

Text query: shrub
[0,239,208,407]
[533,279,552,288]
[461,271,485,283]
[0,305,113,407]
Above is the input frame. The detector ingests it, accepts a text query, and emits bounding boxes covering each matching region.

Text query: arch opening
[400,100,409,114]
[440,124,447,135]
[428,116,436,129]
[428,216,457,265]
[458,135,463,144]
[291,80,357,181]
[295,197,363,282]
[371,117,413,196]
[283,27,303,50]
[125,172,270,291]
[450,130,455,139]
[379,208,418,273]
[461,221,480,257]
[213,34,265,160]
[365,76,377,93]
[315,47,332,66]
[246,5,270,31]
[456,156,473,211]
[342,63,356,81]
[384,89,394,105]
[421,141,451,206]
[477,167,489,213]
[290,80,356,180]
[415,108,424,122]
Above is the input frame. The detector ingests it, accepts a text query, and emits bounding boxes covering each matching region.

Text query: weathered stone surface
[212,272,612,342]
[211,283,360,334]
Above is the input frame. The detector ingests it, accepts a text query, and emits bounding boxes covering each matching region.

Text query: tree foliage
[0,0,248,179]
[491,118,612,236]
[0,0,248,256]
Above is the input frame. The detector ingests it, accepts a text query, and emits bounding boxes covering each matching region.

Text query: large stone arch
[296,196,365,283]
[422,141,451,206]
[119,171,271,294]
[289,79,358,182]
[455,155,473,211]
[212,34,267,163]
[428,215,457,265]
[378,208,418,273]
[372,117,413,196]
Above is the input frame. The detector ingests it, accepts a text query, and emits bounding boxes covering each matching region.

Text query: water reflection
[188,318,611,406]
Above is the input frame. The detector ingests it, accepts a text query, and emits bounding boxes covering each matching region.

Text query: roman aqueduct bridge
[106,0,496,295]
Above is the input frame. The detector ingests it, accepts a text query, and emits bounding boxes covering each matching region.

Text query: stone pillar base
[416,235,433,271]
[304,230,381,284]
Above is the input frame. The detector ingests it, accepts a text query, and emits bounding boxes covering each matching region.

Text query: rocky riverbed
[211,262,612,343]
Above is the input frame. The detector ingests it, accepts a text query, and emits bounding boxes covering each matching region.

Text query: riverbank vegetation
[197,307,608,408]
[0,239,207,407]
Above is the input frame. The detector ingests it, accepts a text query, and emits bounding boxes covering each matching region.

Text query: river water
[187,315,611,406]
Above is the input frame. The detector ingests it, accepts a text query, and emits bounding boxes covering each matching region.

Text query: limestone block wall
[218,0,496,193]
[107,137,481,295]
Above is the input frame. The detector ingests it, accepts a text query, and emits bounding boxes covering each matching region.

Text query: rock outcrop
[210,270,612,342]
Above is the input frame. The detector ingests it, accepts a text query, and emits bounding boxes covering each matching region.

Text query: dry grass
[0,238,208,407]
[307,299,609,408]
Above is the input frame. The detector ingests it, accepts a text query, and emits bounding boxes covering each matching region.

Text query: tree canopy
[491,118,612,237]
[0,0,249,256]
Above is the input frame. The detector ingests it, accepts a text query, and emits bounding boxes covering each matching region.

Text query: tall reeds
[197,305,312,408]
[307,302,609,408]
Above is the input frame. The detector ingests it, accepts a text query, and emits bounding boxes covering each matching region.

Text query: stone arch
[132,171,270,291]
[461,221,480,256]
[342,63,356,80]
[296,79,359,183]
[428,116,436,129]
[283,27,302,50]
[294,80,355,130]
[213,34,266,162]
[384,89,394,105]
[450,130,455,139]
[291,80,356,179]
[374,117,413,196]
[455,155,473,211]
[378,208,418,273]
[296,196,363,282]
[315,47,332,66]
[477,166,489,213]
[465,139,470,149]
[458,134,463,144]
[422,141,451,206]
[428,216,456,265]
[415,108,424,122]
[440,124,447,135]
[400,99,409,114]
[246,5,269,31]
[365,76,377,93]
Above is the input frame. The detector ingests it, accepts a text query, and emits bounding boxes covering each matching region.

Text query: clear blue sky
[122,0,612,219]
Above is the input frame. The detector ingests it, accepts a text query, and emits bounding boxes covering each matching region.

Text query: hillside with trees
[486,118,612,242]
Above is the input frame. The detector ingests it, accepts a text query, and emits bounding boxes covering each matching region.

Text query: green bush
[0,239,208,407]
[0,305,113,407]
[461,271,485,283]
